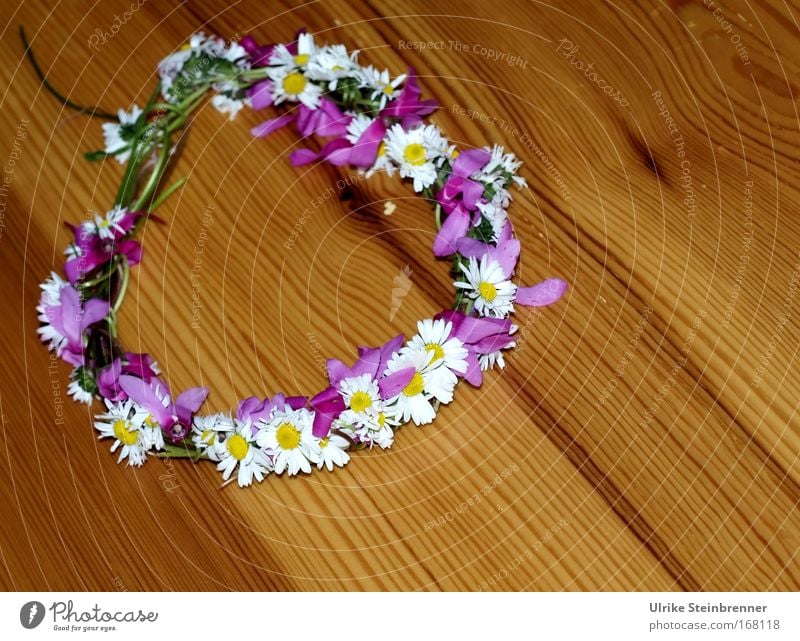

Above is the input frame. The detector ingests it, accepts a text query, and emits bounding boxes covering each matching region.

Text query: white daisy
[101,105,142,165]
[36,272,68,353]
[269,33,318,70]
[383,349,440,426]
[359,65,405,110]
[67,372,94,405]
[338,374,381,424]
[345,115,397,177]
[405,318,468,377]
[305,44,358,90]
[385,124,449,192]
[315,433,350,471]
[267,66,322,109]
[191,413,234,461]
[455,255,517,318]
[476,197,509,243]
[216,419,271,487]
[476,144,526,189]
[210,93,245,120]
[95,399,149,466]
[257,408,319,475]
[93,205,127,240]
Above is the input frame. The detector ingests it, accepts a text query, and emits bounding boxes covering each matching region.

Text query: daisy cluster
[36,30,567,486]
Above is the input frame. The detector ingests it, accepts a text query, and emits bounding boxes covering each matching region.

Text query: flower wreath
[35,30,568,486]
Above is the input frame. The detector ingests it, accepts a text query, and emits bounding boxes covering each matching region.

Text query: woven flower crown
[36,30,568,486]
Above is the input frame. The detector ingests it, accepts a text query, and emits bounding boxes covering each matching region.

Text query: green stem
[111,256,130,314]
[149,175,188,210]
[20,26,117,120]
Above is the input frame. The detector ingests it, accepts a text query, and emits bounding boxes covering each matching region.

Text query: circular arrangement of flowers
[36,30,568,487]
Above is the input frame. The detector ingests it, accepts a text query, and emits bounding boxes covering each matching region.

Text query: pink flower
[64,213,143,284]
[97,353,160,401]
[436,148,490,214]
[379,67,438,128]
[39,283,110,366]
[118,375,209,442]
[309,335,415,437]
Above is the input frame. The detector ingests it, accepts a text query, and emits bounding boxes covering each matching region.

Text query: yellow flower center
[377,412,386,427]
[319,437,329,449]
[226,434,249,461]
[425,342,445,362]
[276,422,301,450]
[403,143,427,166]
[294,53,309,65]
[349,391,372,413]
[403,372,425,397]
[377,141,387,157]
[478,281,498,302]
[113,419,139,446]
[98,219,111,228]
[144,414,159,429]
[282,72,307,95]
[179,42,192,51]
[200,429,215,445]
[332,64,345,71]
[451,149,460,159]
[383,85,395,96]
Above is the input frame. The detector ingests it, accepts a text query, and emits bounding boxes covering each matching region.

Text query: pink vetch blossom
[455,232,569,308]
[309,335,416,438]
[97,353,160,402]
[436,148,491,215]
[236,394,307,434]
[250,98,352,140]
[39,284,110,367]
[290,117,387,169]
[379,67,438,128]
[118,375,209,442]
[240,29,306,68]
[434,310,517,386]
[64,213,144,284]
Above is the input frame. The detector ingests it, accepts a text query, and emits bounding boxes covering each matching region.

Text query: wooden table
[1,0,798,591]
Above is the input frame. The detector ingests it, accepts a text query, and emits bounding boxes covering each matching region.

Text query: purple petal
[251,113,295,138]
[349,119,386,168]
[118,375,172,425]
[434,206,470,257]
[247,80,274,110]
[81,298,111,331]
[515,278,568,307]
[378,367,415,399]
[175,387,209,414]
[463,351,483,386]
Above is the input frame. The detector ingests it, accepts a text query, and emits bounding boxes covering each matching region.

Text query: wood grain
[0,0,798,591]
